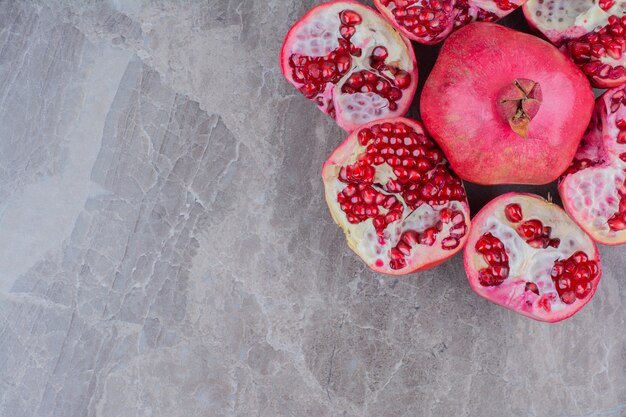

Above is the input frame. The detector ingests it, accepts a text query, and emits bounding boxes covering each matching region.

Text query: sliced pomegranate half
[373,0,527,45]
[280,1,418,132]
[524,0,626,88]
[559,85,626,246]
[465,193,602,322]
[322,118,471,275]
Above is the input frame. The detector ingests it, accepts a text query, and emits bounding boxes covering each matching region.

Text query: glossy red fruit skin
[280,0,418,133]
[420,22,595,185]
[464,193,602,323]
[322,117,471,276]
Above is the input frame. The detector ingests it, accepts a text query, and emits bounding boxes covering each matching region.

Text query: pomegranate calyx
[498,78,543,139]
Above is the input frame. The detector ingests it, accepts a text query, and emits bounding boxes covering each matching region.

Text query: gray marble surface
[0,1,625,416]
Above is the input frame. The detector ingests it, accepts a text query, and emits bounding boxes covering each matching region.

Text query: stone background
[0,1,624,416]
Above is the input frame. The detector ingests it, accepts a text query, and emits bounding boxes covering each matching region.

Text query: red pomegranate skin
[421,22,595,185]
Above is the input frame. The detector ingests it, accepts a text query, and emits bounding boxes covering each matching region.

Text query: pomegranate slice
[322,118,471,275]
[559,85,626,246]
[280,1,418,132]
[421,22,595,185]
[374,0,527,45]
[464,193,602,322]
[524,0,626,88]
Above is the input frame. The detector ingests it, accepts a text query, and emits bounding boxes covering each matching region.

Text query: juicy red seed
[371,46,388,61]
[504,203,523,223]
[394,70,412,89]
[340,10,362,26]
[517,219,543,239]
[475,233,509,287]
[420,228,438,246]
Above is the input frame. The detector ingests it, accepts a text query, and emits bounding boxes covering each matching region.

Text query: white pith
[525,0,626,44]
[322,132,469,272]
[468,195,597,320]
[561,166,626,243]
[283,2,416,129]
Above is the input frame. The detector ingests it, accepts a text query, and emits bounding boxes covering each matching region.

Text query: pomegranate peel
[464,193,602,322]
[280,0,418,132]
[421,22,595,185]
[322,117,471,275]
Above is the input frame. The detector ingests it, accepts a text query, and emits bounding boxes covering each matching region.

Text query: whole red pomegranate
[464,193,602,322]
[374,0,527,45]
[322,118,471,275]
[280,0,418,132]
[524,0,626,88]
[559,85,626,246]
[421,22,595,185]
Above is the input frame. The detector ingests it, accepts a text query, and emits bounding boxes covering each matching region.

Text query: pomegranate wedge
[280,0,418,132]
[465,193,602,322]
[323,118,471,275]
[559,85,626,246]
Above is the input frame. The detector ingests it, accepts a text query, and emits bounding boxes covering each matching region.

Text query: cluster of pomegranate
[281,0,625,322]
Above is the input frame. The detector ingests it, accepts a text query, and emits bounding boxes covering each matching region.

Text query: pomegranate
[524,0,626,88]
[374,0,527,45]
[464,193,602,322]
[559,85,626,246]
[280,0,418,132]
[420,22,595,185]
[322,118,471,275]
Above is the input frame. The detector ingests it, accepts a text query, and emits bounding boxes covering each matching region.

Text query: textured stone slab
[0,1,625,416]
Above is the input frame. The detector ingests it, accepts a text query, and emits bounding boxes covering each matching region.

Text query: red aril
[322,118,470,275]
[420,22,595,185]
[559,85,626,246]
[524,0,626,88]
[374,0,527,45]
[280,1,418,132]
[464,193,602,322]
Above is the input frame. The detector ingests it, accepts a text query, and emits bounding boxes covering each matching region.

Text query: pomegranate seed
[504,203,523,223]
[340,10,362,26]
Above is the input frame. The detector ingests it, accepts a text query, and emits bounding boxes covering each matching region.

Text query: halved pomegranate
[524,0,626,88]
[465,193,602,322]
[322,118,471,275]
[280,0,418,132]
[421,22,595,185]
[374,0,527,45]
[559,85,626,246]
